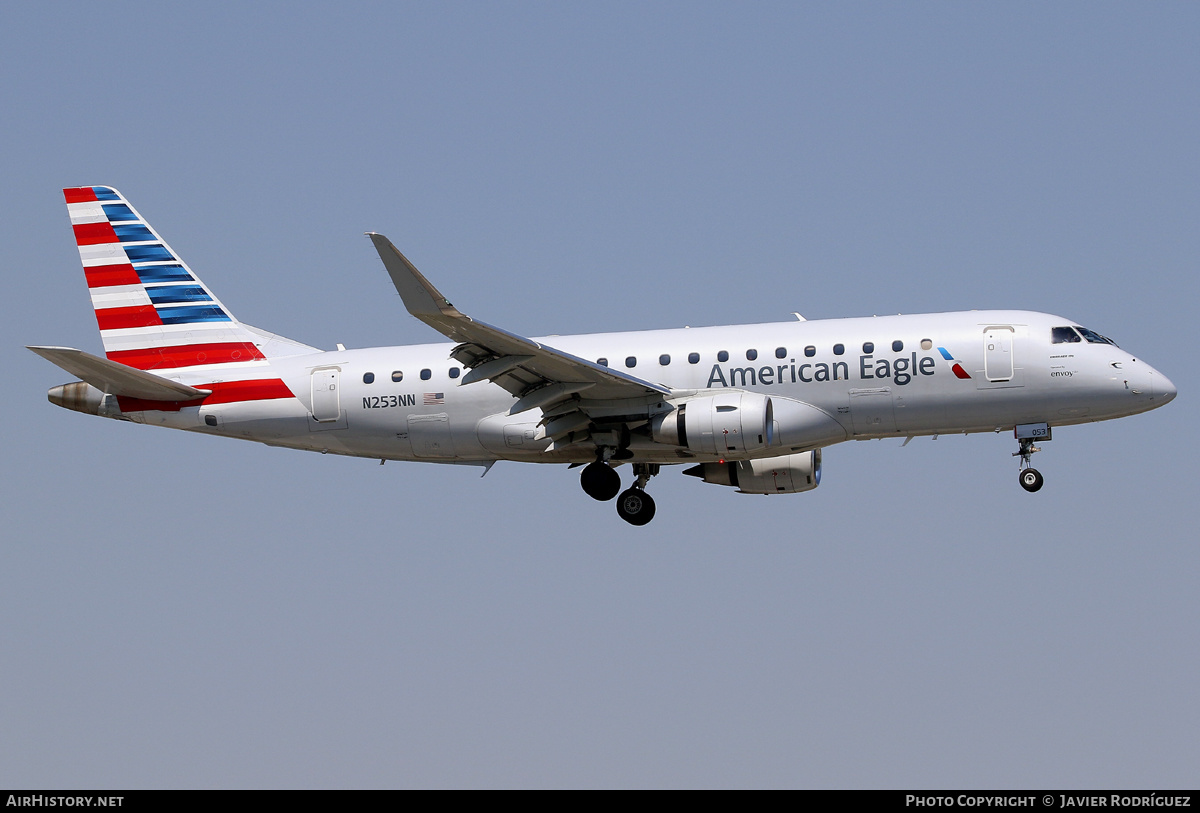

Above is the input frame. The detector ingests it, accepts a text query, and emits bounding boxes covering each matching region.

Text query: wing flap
[509,382,596,416]
[460,354,533,385]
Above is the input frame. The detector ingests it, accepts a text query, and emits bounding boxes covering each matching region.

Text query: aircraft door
[310,368,340,422]
[408,413,454,458]
[984,327,1014,382]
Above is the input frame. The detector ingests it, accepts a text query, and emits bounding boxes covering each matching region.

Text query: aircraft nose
[1155,370,1177,405]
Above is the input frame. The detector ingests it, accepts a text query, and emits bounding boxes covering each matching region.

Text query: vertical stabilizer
[64,186,307,372]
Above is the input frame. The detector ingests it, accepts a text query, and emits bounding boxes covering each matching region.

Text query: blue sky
[2,2,1197,788]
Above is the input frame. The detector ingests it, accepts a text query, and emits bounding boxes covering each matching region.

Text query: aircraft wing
[368,233,670,419]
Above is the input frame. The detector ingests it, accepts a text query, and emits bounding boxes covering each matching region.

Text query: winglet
[364,232,671,402]
[366,233,463,320]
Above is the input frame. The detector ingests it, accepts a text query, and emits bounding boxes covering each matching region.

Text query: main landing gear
[579,458,659,525]
[1012,424,1051,493]
[580,459,621,501]
[617,463,659,526]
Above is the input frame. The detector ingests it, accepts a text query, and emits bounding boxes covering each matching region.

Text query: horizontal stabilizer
[27,346,210,401]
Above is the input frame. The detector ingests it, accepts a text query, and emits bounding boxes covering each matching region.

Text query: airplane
[30,186,1177,525]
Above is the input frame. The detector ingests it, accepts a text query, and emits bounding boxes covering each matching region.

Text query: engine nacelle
[683,450,822,495]
[650,391,773,457]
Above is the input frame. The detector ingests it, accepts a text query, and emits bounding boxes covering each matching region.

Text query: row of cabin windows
[362,368,461,384]
[362,338,939,381]
[597,339,935,368]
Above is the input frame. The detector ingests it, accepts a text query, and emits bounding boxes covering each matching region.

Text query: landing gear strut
[616,463,659,526]
[1012,424,1050,493]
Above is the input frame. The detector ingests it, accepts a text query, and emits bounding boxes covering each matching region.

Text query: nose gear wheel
[1013,436,1045,493]
[1019,468,1044,492]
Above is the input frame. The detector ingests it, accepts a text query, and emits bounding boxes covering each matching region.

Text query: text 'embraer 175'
[31,186,1177,525]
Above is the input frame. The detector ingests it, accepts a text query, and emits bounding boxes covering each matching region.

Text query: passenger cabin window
[804,346,816,357]
[449,368,460,379]
[920,339,932,351]
[1051,326,1082,344]
[659,354,670,366]
[776,347,787,359]
[833,344,845,356]
[1076,326,1117,346]
[363,372,375,384]
[688,352,700,364]
[391,371,403,382]
[892,340,904,352]
[746,349,758,361]
[718,350,729,362]
[420,368,431,380]
[597,358,608,367]
[863,342,874,354]
[625,356,637,368]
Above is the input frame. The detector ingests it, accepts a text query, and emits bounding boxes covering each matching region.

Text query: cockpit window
[1075,326,1118,347]
[1051,326,1082,344]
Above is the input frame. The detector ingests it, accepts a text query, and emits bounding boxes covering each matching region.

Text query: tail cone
[48,381,103,415]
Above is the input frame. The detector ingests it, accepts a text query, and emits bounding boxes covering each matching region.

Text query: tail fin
[63,185,314,372]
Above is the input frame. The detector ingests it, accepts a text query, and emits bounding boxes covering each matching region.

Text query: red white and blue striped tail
[64,185,281,372]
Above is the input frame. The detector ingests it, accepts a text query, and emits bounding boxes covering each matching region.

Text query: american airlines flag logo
[937,347,972,380]
[63,186,265,372]
[423,392,445,405]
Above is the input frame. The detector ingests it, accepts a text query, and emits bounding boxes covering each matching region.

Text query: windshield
[1074,326,1118,347]
[1051,326,1082,344]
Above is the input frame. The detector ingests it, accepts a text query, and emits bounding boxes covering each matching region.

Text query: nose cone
[1155,370,1177,405]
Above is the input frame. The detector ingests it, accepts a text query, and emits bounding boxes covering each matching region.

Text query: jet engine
[649,391,773,457]
[683,450,822,495]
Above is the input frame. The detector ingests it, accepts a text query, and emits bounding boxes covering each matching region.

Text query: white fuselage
[128,309,1173,465]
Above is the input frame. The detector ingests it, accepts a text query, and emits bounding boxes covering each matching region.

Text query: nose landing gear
[1012,423,1051,493]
